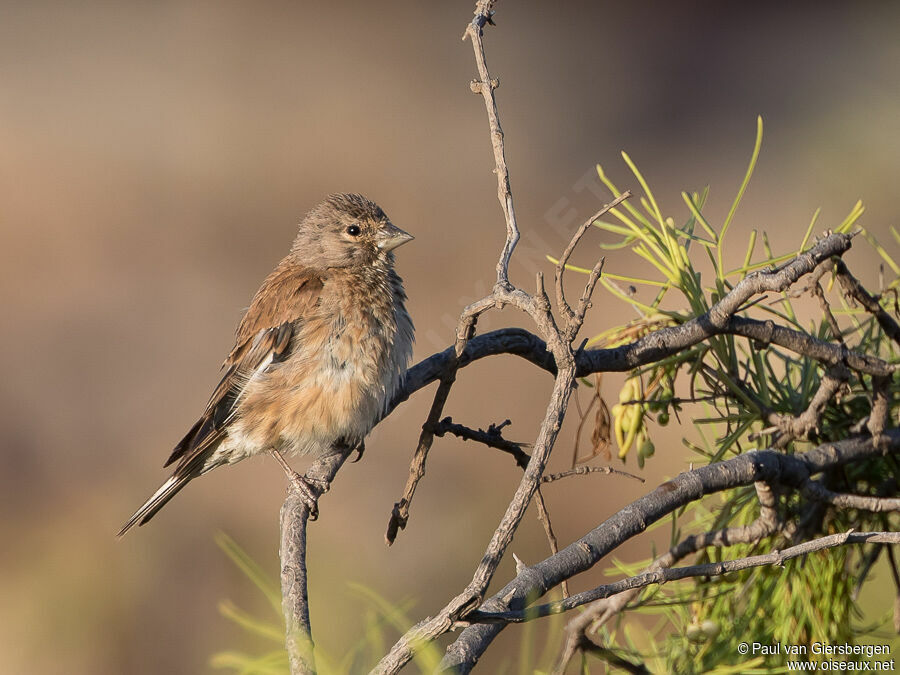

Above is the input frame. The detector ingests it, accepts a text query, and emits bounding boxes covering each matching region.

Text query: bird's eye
[346,224,361,236]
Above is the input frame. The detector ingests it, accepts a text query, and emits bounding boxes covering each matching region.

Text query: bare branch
[813,277,844,343]
[754,479,781,532]
[533,487,568,597]
[709,234,857,324]
[724,315,896,377]
[868,374,891,450]
[555,192,631,332]
[541,465,644,484]
[464,0,518,287]
[569,257,605,340]
[280,447,353,675]
[802,479,900,512]
[831,257,900,347]
[761,364,849,446]
[374,7,643,666]
[434,416,531,469]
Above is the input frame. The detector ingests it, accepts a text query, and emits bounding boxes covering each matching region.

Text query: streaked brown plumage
[119,194,414,535]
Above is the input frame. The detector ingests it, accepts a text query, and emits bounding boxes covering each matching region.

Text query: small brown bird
[119,194,414,536]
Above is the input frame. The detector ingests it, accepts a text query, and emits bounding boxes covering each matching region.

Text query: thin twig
[571,379,597,466]
[831,258,900,347]
[802,479,900,512]
[385,370,458,545]
[812,279,844,344]
[534,487,568,597]
[465,0,518,287]
[555,192,630,332]
[542,465,644,484]
[434,416,531,468]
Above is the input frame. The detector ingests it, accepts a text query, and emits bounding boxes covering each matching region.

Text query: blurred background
[1,1,899,672]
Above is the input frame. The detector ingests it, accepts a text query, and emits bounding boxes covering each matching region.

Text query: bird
[118,193,414,536]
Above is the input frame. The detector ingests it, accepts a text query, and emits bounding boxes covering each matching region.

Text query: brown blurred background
[1,1,898,673]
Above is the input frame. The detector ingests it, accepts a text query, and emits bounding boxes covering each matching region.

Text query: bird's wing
[163,266,324,470]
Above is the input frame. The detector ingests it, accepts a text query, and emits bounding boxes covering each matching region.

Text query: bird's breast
[236,276,405,456]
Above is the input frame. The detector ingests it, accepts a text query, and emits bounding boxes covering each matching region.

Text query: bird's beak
[377,223,414,252]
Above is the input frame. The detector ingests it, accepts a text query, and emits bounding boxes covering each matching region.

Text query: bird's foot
[270,450,329,520]
[351,441,366,463]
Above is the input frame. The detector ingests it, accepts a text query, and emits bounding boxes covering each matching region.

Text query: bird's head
[290,193,413,270]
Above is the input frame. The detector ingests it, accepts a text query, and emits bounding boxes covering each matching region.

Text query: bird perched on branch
[119,194,414,535]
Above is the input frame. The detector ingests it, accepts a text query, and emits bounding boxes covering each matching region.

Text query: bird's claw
[286,470,323,520]
[351,441,366,463]
[271,449,328,520]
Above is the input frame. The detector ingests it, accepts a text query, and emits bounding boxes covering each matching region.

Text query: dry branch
[468,530,900,624]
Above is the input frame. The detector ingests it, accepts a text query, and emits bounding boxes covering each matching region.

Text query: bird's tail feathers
[117,474,192,537]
